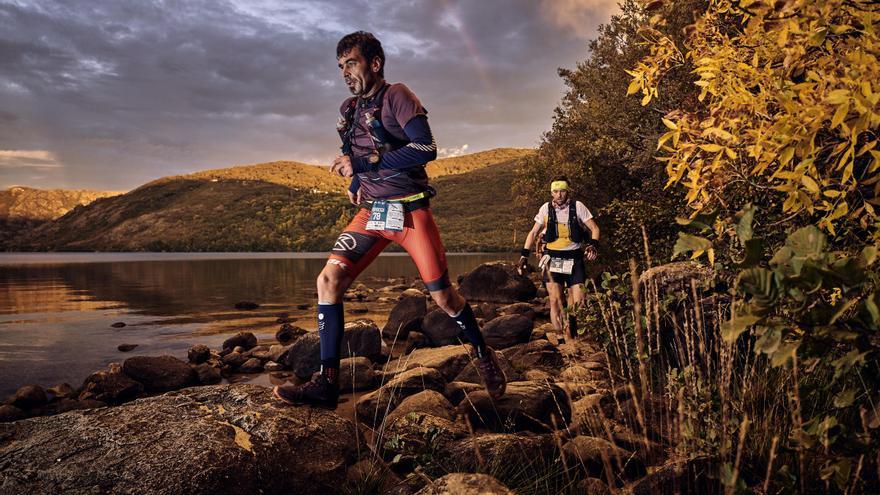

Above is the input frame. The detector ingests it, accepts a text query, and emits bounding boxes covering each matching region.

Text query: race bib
[549,257,574,275]
[365,200,404,231]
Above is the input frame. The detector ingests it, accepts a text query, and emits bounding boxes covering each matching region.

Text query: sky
[0,0,620,191]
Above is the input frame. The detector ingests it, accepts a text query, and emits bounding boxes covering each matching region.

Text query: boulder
[444,381,483,406]
[420,308,463,347]
[458,262,537,303]
[342,319,383,361]
[0,384,357,494]
[415,473,512,495]
[187,344,211,364]
[46,383,76,400]
[383,291,427,340]
[238,358,264,373]
[356,367,446,426]
[561,436,646,480]
[453,353,520,384]
[268,343,293,364]
[497,302,537,320]
[482,315,533,349]
[122,356,196,393]
[459,380,571,433]
[386,390,455,425]
[503,340,564,370]
[10,385,47,410]
[386,345,472,382]
[285,332,322,379]
[0,405,26,423]
[79,363,144,403]
[338,356,377,392]
[222,331,258,351]
[192,363,222,385]
[405,331,430,354]
[382,412,468,467]
[276,323,306,344]
[442,433,556,473]
[221,351,247,368]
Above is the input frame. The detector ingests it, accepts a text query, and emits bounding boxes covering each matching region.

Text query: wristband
[520,248,530,258]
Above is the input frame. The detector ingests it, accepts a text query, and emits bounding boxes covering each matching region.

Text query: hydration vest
[544,201,584,244]
[338,83,409,158]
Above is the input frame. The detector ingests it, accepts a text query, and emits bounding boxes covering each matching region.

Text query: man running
[518,177,600,340]
[274,31,506,407]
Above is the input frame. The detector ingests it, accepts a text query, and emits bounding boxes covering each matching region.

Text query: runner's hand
[584,245,598,261]
[517,256,529,275]
[346,188,362,206]
[331,155,354,177]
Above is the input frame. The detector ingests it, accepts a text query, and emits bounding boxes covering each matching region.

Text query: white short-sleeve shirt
[534,200,593,251]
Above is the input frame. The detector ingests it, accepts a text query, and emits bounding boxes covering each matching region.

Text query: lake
[0,252,513,397]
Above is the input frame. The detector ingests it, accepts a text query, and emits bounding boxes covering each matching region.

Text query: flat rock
[0,384,356,494]
[415,473,512,494]
[459,380,571,432]
[356,367,446,426]
[386,345,471,382]
[383,291,427,340]
[482,315,533,349]
[122,355,196,393]
[458,262,537,303]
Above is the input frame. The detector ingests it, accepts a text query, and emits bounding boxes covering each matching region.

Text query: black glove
[517,251,529,274]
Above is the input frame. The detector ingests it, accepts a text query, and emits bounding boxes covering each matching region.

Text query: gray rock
[0,385,356,494]
[10,385,47,410]
[79,363,143,403]
[222,331,257,351]
[415,473,512,494]
[459,262,537,303]
[420,308,463,346]
[187,344,211,364]
[122,355,196,393]
[482,315,533,349]
[459,380,571,432]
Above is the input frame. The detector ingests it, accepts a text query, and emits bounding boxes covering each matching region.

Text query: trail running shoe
[273,372,339,407]
[477,347,507,399]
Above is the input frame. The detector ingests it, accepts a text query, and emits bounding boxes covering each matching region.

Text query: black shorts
[544,249,586,287]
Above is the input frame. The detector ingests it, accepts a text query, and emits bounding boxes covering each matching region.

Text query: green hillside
[9,149,530,252]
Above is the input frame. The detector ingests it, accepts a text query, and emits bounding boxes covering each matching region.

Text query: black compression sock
[451,303,487,358]
[318,302,343,370]
[568,314,578,338]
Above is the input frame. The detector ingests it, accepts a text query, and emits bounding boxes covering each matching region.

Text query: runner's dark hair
[337,31,385,78]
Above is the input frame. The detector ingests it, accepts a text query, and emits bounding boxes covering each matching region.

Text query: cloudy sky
[0,0,619,190]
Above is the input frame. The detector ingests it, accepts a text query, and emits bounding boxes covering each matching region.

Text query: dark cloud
[0,0,617,190]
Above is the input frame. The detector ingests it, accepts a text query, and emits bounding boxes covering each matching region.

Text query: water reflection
[0,253,512,396]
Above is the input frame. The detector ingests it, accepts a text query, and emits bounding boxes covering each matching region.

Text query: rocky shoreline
[0,261,708,494]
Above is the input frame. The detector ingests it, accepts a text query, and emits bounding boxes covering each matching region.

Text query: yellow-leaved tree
[629,0,880,238]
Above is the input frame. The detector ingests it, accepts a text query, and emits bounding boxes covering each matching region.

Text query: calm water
[0,252,513,397]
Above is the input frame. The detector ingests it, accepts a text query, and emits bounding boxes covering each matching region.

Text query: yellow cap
[550,180,568,192]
